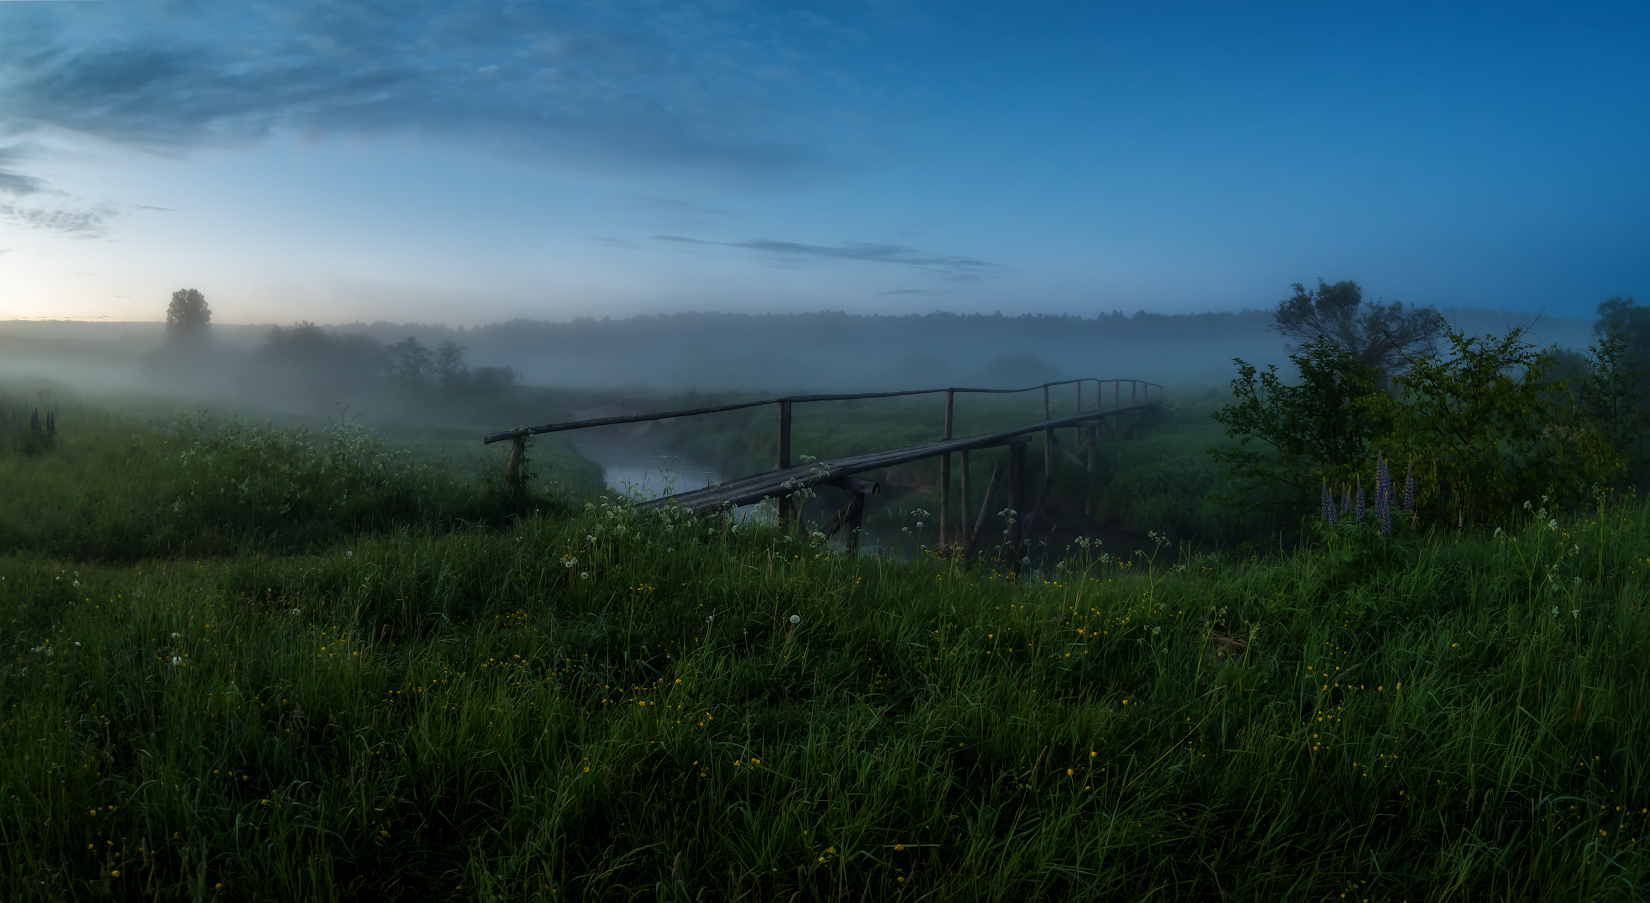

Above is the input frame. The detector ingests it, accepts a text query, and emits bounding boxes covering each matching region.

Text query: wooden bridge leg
[777,399,794,526]
[1008,440,1027,572]
[1042,386,1054,503]
[960,449,972,554]
[1085,421,1096,516]
[505,436,526,496]
[969,462,1000,560]
[846,490,866,555]
[941,388,954,548]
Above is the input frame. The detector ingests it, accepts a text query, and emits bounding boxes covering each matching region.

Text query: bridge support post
[846,490,866,555]
[777,399,794,526]
[1008,438,1027,574]
[1042,385,1054,502]
[959,449,972,556]
[941,388,954,549]
[505,436,526,496]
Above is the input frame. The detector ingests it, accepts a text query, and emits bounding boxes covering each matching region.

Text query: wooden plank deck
[638,400,1159,512]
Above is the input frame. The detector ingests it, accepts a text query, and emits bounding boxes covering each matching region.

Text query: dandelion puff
[789,615,801,625]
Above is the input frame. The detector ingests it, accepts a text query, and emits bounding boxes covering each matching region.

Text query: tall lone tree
[1272,279,1439,382]
[165,288,211,339]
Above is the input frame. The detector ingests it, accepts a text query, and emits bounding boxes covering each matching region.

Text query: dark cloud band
[654,234,1002,280]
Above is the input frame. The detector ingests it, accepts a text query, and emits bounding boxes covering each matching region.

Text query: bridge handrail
[482,377,1164,444]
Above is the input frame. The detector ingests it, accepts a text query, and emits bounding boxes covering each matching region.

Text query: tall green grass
[5,479,1650,899]
[0,387,595,561]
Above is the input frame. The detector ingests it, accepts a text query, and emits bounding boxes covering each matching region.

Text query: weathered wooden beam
[777,399,794,525]
[638,401,1158,514]
[485,378,1165,445]
[504,436,526,496]
[940,387,954,546]
[823,474,880,496]
[1008,439,1027,568]
[968,463,1001,559]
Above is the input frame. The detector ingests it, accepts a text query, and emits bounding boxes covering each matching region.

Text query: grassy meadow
[4,387,1650,899]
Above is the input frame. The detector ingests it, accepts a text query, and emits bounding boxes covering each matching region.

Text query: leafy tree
[165,288,211,338]
[471,365,519,393]
[386,337,435,385]
[434,340,470,389]
[1578,324,1650,486]
[1595,295,1650,362]
[1211,336,1387,518]
[1272,279,1439,382]
[1370,324,1614,528]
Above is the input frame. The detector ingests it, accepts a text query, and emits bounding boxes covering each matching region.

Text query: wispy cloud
[0,2,859,183]
[0,200,116,235]
[654,235,1003,280]
[0,145,44,196]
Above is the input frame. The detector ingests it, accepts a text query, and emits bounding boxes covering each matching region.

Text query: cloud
[0,168,43,196]
[654,234,1004,280]
[875,288,963,296]
[0,200,115,235]
[0,2,860,182]
[0,145,44,196]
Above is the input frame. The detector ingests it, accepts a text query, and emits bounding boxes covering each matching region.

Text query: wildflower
[1321,480,1337,525]
[1355,478,1365,523]
[1403,461,1414,512]
[790,614,801,625]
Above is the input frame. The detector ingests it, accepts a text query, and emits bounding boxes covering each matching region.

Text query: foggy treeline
[0,308,1598,415]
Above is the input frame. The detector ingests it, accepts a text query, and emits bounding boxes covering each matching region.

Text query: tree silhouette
[165,288,211,338]
[1272,279,1438,381]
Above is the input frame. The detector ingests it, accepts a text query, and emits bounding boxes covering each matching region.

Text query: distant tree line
[261,322,519,398]
[145,288,523,409]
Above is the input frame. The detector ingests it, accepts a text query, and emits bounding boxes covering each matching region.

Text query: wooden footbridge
[484,379,1163,556]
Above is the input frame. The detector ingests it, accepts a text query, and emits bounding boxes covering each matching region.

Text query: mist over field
[0,306,1600,417]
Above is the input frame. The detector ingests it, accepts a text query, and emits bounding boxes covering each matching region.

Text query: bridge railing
[483,378,1164,556]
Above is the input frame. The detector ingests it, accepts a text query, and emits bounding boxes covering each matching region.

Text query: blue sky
[0,1,1645,325]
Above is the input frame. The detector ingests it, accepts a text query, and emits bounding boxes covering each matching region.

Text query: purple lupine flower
[1403,461,1414,513]
[1341,485,1352,519]
[1355,478,1366,523]
[1322,480,1337,525]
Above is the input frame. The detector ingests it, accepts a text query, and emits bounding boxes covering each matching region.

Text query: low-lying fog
[0,308,1598,420]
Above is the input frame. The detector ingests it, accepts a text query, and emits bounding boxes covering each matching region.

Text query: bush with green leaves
[1210,336,1386,521]
[1371,324,1615,528]
[1215,323,1624,532]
